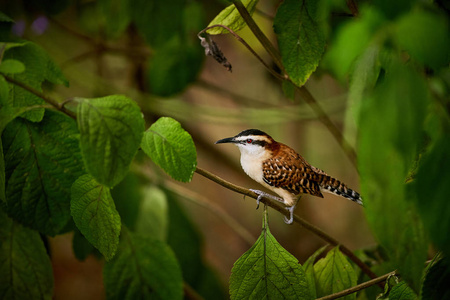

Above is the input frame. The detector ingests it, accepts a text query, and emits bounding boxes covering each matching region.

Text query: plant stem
[4,75,76,119]
[230,0,284,72]
[194,166,380,285]
[317,270,396,300]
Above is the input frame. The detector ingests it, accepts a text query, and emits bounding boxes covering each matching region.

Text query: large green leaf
[166,193,203,287]
[129,0,185,47]
[395,9,450,71]
[325,7,384,80]
[313,247,357,299]
[0,209,53,299]
[147,36,203,97]
[229,211,312,300]
[1,110,85,235]
[71,174,121,261]
[421,255,450,300]
[273,0,325,87]
[414,134,450,257]
[135,185,168,241]
[3,42,68,122]
[77,95,145,187]
[103,231,183,300]
[388,282,417,300]
[206,0,259,35]
[141,117,197,182]
[303,246,327,298]
[358,57,428,292]
[110,172,142,230]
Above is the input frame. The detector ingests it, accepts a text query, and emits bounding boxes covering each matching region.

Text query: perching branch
[194,166,380,285]
[3,75,76,119]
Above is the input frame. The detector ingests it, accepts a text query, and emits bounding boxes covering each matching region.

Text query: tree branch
[3,75,76,119]
[194,166,380,285]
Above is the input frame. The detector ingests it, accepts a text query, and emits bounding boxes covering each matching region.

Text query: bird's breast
[240,152,269,186]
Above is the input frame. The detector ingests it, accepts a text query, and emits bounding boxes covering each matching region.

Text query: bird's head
[215,129,275,156]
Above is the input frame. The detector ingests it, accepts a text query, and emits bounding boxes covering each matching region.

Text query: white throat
[235,143,270,184]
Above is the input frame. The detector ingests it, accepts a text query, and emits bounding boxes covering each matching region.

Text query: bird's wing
[262,152,323,198]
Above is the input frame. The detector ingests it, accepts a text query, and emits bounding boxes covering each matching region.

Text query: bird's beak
[215,137,235,144]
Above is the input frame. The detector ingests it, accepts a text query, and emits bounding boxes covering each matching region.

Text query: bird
[215,129,362,224]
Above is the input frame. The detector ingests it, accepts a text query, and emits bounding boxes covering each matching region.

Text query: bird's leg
[284,205,296,224]
[250,189,284,209]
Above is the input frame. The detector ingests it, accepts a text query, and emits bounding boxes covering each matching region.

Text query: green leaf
[0,59,25,74]
[77,95,145,187]
[141,117,197,182]
[70,174,121,261]
[166,193,203,285]
[273,0,325,87]
[72,229,96,261]
[206,0,259,35]
[135,186,168,240]
[389,282,417,300]
[147,36,203,97]
[165,191,227,299]
[325,7,384,80]
[229,211,312,300]
[358,58,428,292]
[0,209,54,299]
[110,172,142,230]
[396,9,450,71]
[313,247,357,299]
[104,231,183,300]
[0,141,4,203]
[303,246,327,298]
[421,255,450,300]
[414,134,450,257]
[130,0,185,47]
[2,110,85,235]
[3,42,68,122]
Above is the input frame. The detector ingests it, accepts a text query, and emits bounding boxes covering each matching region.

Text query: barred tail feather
[320,176,363,206]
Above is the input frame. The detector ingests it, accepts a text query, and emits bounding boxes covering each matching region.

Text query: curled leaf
[198,33,232,72]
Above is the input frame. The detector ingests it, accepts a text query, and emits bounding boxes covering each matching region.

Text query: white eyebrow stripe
[235,135,271,143]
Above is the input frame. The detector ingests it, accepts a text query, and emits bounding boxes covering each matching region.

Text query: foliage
[0,0,449,299]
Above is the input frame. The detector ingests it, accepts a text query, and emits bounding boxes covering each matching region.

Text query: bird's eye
[246,139,253,144]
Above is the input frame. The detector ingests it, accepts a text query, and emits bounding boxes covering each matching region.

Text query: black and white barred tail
[320,175,363,205]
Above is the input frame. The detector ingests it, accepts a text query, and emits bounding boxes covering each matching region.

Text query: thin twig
[194,166,380,285]
[198,25,284,80]
[230,0,284,72]
[4,75,76,119]
[317,270,397,300]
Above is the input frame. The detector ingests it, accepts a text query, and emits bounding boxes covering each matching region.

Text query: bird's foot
[283,206,296,225]
[250,189,284,209]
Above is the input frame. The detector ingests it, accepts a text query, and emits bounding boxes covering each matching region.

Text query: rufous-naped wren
[216,129,362,224]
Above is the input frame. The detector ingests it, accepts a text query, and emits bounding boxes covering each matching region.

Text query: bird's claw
[284,206,295,225]
[250,189,264,210]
